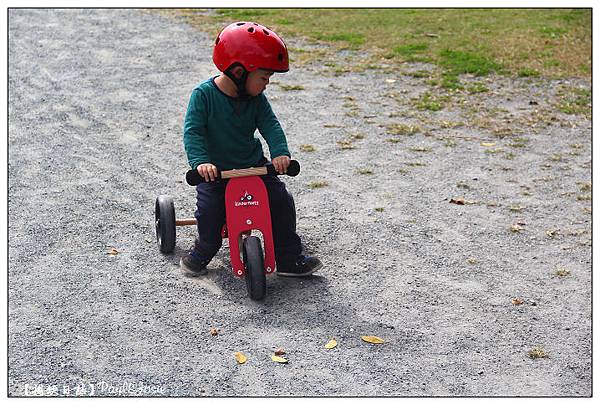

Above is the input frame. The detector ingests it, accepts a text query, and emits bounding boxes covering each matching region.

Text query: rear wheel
[155,195,176,253]
[243,236,266,301]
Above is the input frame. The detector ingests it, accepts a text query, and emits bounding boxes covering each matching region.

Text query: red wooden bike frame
[223,176,275,278]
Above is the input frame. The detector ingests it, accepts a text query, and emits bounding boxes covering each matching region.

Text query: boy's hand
[272,156,290,174]
[197,163,218,182]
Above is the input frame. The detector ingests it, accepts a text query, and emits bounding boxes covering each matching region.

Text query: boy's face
[245,69,274,97]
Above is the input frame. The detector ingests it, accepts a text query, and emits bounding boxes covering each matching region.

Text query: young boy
[181,21,322,277]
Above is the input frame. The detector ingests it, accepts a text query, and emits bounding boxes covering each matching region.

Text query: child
[181,21,322,277]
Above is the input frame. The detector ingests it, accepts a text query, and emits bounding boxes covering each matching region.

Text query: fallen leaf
[528,347,548,359]
[361,336,385,344]
[107,248,119,256]
[385,79,397,83]
[271,355,288,363]
[325,339,338,349]
[545,229,560,238]
[210,328,219,336]
[481,142,496,147]
[512,298,524,305]
[450,197,465,205]
[466,257,478,265]
[511,224,524,233]
[274,347,286,356]
[554,268,570,277]
[234,352,247,364]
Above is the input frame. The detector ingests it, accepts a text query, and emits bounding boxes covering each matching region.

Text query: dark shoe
[276,255,322,277]
[180,249,210,276]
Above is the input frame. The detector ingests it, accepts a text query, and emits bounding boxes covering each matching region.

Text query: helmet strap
[224,64,250,100]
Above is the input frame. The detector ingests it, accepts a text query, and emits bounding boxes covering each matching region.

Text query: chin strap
[224,66,250,100]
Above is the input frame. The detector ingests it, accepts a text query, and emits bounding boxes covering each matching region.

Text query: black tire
[155,195,176,253]
[243,236,266,301]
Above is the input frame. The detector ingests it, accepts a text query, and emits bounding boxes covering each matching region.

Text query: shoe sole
[179,258,208,276]
[276,261,323,278]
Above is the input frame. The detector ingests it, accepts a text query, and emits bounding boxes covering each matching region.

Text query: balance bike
[155,160,300,301]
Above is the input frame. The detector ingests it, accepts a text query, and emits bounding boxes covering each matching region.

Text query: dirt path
[8,9,591,396]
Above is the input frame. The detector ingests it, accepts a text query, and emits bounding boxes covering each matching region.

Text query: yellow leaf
[361,336,385,344]
[271,355,288,363]
[325,339,338,349]
[481,142,496,147]
[107,248,118,256]
[234,352,247,364]
[511,298,524,305]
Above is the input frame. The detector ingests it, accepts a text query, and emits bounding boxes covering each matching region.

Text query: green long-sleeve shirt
[183,77,290,171]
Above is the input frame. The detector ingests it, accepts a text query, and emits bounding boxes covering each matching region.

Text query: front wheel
[243,236,266,301]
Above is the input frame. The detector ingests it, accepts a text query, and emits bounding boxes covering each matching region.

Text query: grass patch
[508,137,530,148]
[165,8,591,79]
[556,86,591,116]
[405,70,431,78]
[577,182,592,192]
[337,139,356,150]
[466,83,489,93]
[439,49,502,76]
[308,181,329,189]
[393,43,429,56]
[439,49,502,88]
[278,84,305,91]
[409,146,433,153]
[385,123,421,135]
[391,43,430,62]
[299,144,316,152]
[518,68,541,77]
[443,138,457,147]
[315,32,365,48]
[413,92,444,111]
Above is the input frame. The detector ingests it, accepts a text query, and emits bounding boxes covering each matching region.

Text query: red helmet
[213,22,289,73]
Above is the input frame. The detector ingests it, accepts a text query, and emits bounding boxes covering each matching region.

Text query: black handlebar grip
[266,160,300,177]
[185,168,221,186]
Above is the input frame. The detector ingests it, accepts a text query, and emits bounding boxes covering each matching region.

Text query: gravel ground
[8,9,591,397]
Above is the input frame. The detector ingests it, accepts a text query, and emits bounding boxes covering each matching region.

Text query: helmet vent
[248,27,254,33]
[236,22,245,26]
[215,37,220,45]
[278,53,284,62]
[263,29,270,35]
